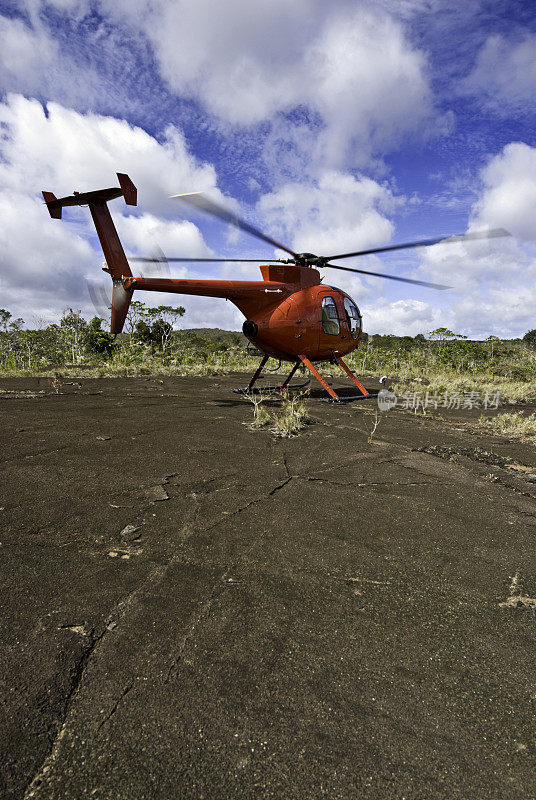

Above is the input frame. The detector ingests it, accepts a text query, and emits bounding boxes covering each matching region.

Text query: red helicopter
[43,173,508,402]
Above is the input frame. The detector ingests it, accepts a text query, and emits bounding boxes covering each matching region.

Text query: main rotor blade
[170,192,297,258]
[324,228,510,262]
[324,262,449,290]
[129,256,273,263]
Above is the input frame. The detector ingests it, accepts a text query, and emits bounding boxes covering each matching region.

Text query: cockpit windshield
[343,298,361,339]
[321,296,340,335]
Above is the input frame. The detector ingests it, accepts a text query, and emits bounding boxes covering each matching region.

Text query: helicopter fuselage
[241,281,362,362]
[124,262,362,364]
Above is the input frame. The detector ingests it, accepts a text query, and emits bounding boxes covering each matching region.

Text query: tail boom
[43,173,138,333]
[42,172,136,280]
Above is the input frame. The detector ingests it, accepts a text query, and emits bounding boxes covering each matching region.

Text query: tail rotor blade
[134,244,171,277]
[87,278,112,323]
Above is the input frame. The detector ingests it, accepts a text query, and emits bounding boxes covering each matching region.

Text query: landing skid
[233,379,310,395]
[233,356,310,396]
[236,353,378,404]
[324,392,379,404]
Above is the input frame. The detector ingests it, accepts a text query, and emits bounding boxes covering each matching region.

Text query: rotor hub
[294,252,323,267]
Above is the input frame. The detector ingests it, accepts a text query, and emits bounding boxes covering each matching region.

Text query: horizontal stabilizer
[42,173,137,218]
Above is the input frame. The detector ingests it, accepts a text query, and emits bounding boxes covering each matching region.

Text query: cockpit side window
[321,296,340,335]
[343,297,362,339]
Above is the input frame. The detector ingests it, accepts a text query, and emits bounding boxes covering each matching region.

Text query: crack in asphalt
[23,625,108,799]
[0,443,72,465]
[22,491,202,798]
[164,469,294,685]
[20,439,484,797]
[301,477,436,488]
[21,465,297,794]
[95,682,134,735]
[202,476,293,534]
[417,445,536,500]
[164,580,222,685]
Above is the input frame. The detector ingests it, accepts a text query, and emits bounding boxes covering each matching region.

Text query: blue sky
[0,0,535,336]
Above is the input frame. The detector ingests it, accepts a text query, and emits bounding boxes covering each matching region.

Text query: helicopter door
[319,296,340,334]
[317,294,341,355]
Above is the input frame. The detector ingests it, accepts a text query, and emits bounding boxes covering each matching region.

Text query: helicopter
[43,173,509,403]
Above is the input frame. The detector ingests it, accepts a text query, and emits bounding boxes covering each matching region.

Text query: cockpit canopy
[343,297,361,339]
[321,294,362,339]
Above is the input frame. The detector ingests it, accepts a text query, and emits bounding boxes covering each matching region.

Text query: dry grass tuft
[392,374,536,405]
[478,412,536,438]
[270,393,310,438]
[247,393,272,429]
[245,391,310,437]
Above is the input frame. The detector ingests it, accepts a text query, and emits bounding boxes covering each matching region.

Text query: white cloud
[0,94,225,326]
[470,142,536,241]
[304,7,438,167]
[0,191,94,315]
[0,94,218,215]
[415,141,536,338]
[462,33,536,114]
[258,170,398,255]
[0,14,58,92]
[115,214,209,260]
[0,11,128,115]
[13,0,440,168]
[361,298,445,336]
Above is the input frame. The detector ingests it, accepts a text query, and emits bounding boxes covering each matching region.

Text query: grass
[3,328,536,411]
[391,374,536,405]
[247,393,273,429]
[245,391,311,438]
[478,412,536,438]
[271,392,310,438]
[367,409,381,445]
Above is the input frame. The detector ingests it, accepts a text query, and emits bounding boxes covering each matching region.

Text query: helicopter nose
[243,320,258,338]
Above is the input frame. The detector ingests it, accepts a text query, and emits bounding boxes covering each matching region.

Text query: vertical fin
[111,280,133,334]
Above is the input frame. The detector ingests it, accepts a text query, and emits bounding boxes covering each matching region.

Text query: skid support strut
[332,354,370,396]
[248,354,269,391]
[281,361,300,389]
[298,353,378,403]
[298,355,340,401]
[233,356,310,395]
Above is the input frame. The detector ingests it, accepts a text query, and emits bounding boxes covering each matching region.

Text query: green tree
[146,305,185,351]
[84,316,116,357]
[0,309,11,332]
[427,327,467,342]
[523,330,536,349]
[486,335,502,359]
[124,300,148,336]
[60,309,87,364]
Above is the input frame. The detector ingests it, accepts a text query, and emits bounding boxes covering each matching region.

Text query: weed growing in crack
[245,391,310,437]
[367,409,381,445]
[271,392,310,438]
[247,392,272,429]
[499,571,536,610]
